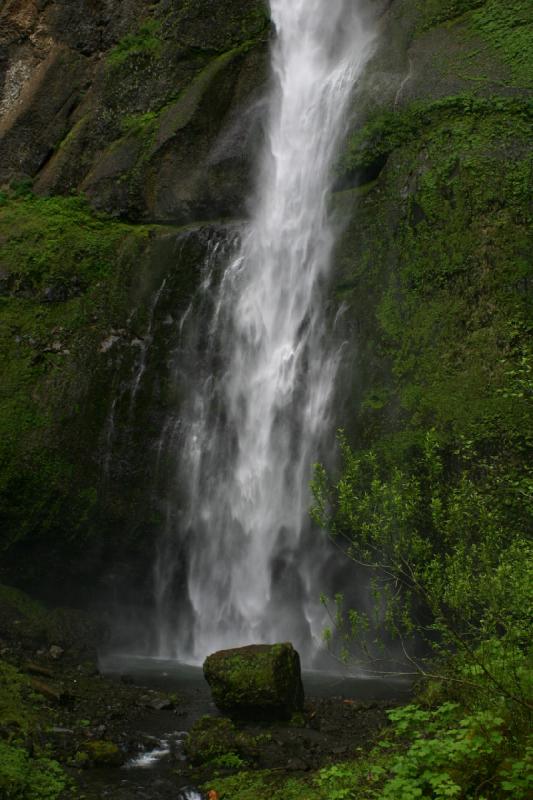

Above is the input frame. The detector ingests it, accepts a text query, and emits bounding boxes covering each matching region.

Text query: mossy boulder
[78,740,124,767]
[203,644,304,720]
[184,716,258,767]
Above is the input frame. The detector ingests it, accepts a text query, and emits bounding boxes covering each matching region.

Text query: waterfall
[155,0,374,664]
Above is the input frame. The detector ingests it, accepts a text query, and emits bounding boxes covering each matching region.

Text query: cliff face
[0,0,269,596]
[0,0,531,599]
[336,0,532,457]
[0,0,269,221]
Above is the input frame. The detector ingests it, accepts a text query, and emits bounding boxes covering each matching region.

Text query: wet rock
[30,678,71,705]
[286,756,309,771]
[184,716,258,766]
[42,285,68,303]
[78,739,124,767]
[204,643,304,720]
[146,696,174,711]
[25,661,54,678]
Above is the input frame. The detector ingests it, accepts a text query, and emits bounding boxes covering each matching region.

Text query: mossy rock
[78,740,124,767]
[184,716,258,767]
[203,644,304,721]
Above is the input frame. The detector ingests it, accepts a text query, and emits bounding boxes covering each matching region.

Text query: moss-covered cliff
[335,0,532,490]
[0,0,269,593]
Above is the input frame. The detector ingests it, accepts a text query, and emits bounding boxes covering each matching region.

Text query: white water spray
[156,0,374,663]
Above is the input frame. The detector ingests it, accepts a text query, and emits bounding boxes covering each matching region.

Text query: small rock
[147,697,174,711]
[331,744,349,755]
[286,757,309,771]
[100,334,121,353]
[30,678,64,704]
[43,285,68,303]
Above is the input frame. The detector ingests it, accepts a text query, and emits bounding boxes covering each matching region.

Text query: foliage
[205,770,321,800]
[467,1,533,84]
[0,742,68,800]
[206,704,532,798]
[210,752,247,770]
[312,430,532,710]
[413,1,533,87]
[314,704,532,800]
[377,704,530,799]
[0,660,68,800]
[0,660,37,738]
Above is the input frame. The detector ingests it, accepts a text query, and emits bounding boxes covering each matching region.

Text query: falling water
[155,0,374,664]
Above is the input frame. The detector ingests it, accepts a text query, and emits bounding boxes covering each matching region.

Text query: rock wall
[0,0,269,221]
[0,0,269,597]
[335,0,532,464]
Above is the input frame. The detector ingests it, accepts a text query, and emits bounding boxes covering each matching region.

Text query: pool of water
[100,653,411,703]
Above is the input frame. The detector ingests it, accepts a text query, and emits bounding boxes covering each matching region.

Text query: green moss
[156,41,255,137]
[335,81,532,544]
[204,644,303,718]
[0,194,150,553]
[415,1,533,87]
[467,0,533,85]
[417,0,485,29]
[121,111,159,136]
[340,95,532,181]
[0,656,69,798]
[107,19,162,68]
[0,660,37,738]
[80,740,123,766]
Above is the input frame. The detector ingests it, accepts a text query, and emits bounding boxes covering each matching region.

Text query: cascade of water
[155,0,374,664]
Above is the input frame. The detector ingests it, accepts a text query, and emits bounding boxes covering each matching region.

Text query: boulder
[203,643,304,720]
[78,740,124,767]
[184,716,258,766]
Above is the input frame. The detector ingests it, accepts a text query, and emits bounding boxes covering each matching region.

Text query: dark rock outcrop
[0,0,270,223]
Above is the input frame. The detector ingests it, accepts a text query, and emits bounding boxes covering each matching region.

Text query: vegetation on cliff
[0,191,150,580]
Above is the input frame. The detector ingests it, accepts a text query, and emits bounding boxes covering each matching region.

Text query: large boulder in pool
[203,643,304,720]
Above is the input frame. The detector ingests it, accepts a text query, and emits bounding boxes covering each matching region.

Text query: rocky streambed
[0,586,410,799]
[74,656,410,799]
